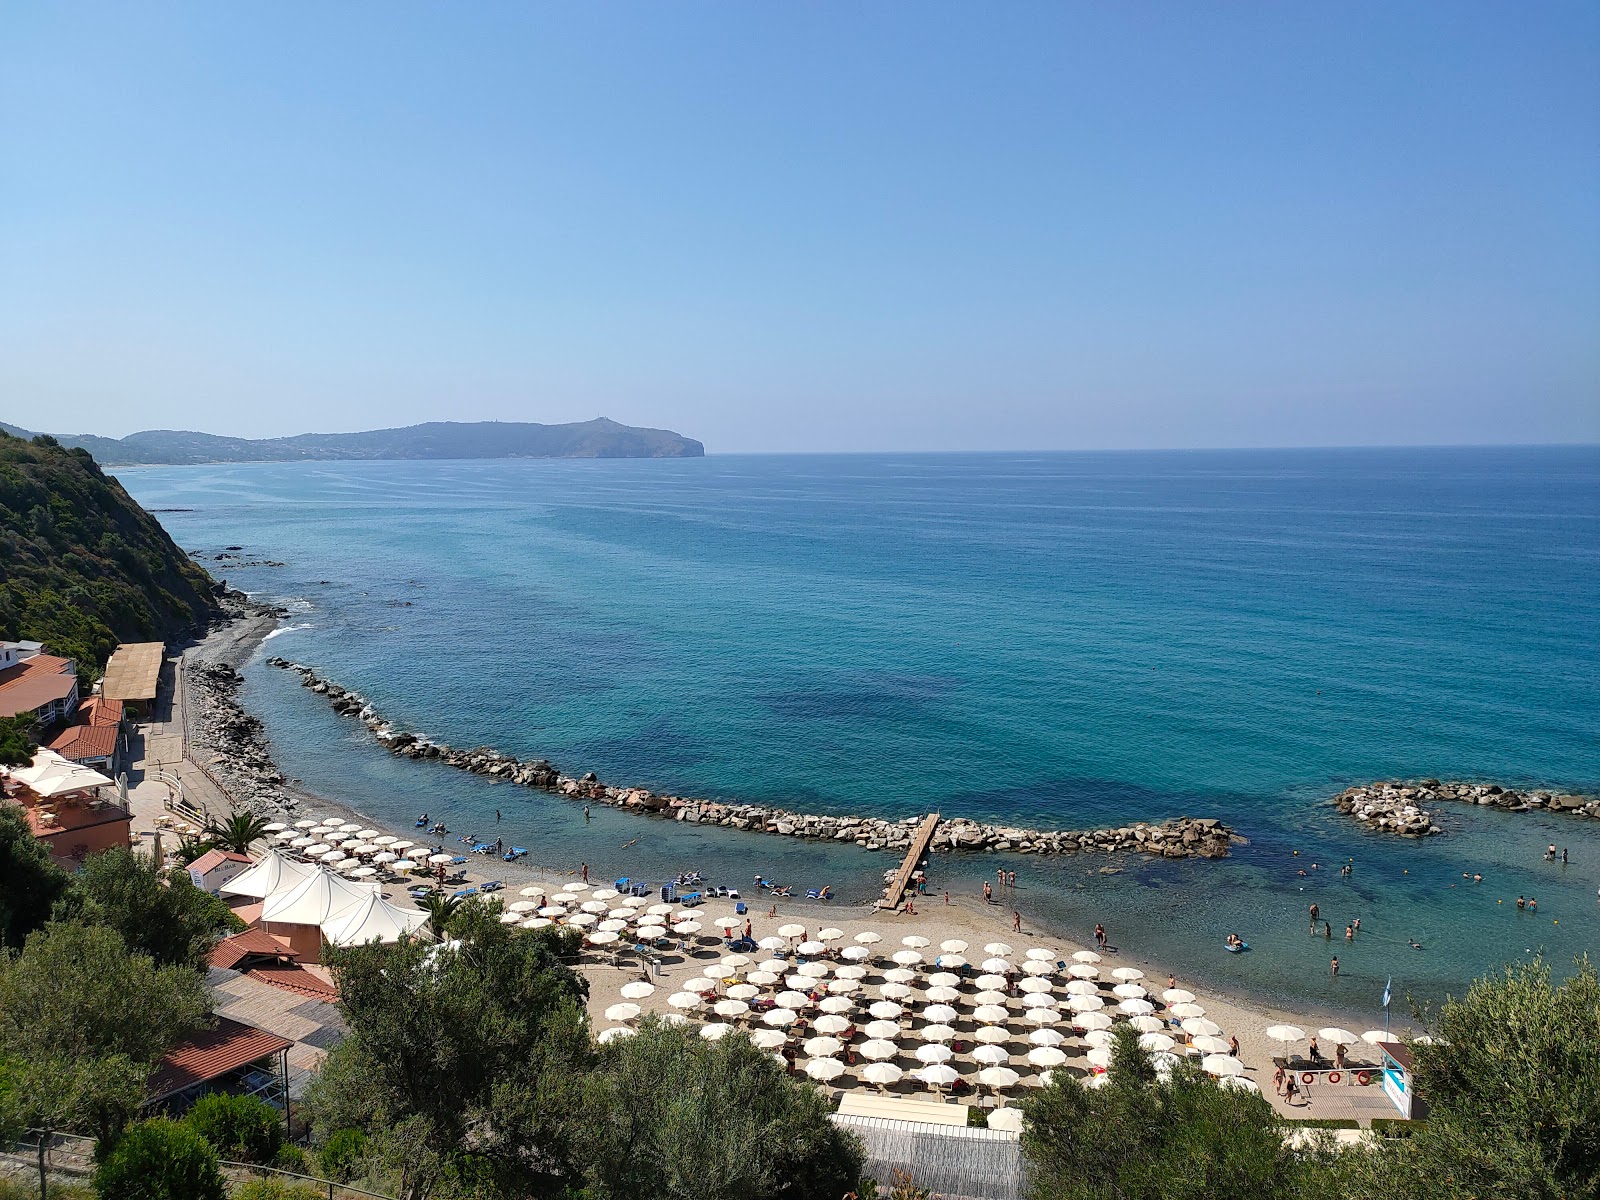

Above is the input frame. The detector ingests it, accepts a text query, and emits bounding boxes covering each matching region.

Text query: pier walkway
[878,813,940,910]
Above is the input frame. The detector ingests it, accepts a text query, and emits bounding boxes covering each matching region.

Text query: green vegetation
[315,1128,369,1182]
[0,431,218,686]
[230,1180,326,1200]
[417,892,460,941]
[93,1117,226,1200]
[206,811,273,856]
[0,805,69,949]
[0,713,38,766]
[184,1093,285,1165]
[63,846,243,972]
[579,1017,862,1200]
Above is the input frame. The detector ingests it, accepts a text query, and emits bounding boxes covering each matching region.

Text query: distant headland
[0,416,705,465]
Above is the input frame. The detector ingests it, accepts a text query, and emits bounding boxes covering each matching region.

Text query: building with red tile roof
[210,927,298,971]
[0,644,78,725]
[146,1016,293,1106]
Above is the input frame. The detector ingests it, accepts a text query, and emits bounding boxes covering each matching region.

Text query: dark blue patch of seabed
[242,655,1600,1019]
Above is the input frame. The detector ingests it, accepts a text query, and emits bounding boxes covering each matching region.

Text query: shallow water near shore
[120,448,1600,1014]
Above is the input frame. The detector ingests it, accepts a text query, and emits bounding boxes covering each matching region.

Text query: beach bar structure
[2,748,131,864]
[100,641,165,718]
[1376,1041,1427,1119]
[146,1015,293,1117]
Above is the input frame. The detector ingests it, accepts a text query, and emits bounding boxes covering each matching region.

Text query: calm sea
[119,448,1600,1015]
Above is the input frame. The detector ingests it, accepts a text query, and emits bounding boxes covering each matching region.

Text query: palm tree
[421,893,461,941]
[206,810,273,855]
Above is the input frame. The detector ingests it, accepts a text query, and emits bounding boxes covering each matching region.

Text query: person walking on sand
[1094,923,1107,950]
[580,862,588,883]
[943,890,951,905]
[1012,910,1021,933]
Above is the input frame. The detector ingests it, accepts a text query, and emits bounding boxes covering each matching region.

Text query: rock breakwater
[1335,780,1600,837]
[265,656,1239,859]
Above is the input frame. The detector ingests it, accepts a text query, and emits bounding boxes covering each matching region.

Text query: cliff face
[0,431,220,680]
[0,417,706,465]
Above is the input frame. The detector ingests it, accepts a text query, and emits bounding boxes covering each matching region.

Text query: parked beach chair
[678,891,704,907]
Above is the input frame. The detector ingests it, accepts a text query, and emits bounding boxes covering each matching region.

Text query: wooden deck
[878,813,940,910]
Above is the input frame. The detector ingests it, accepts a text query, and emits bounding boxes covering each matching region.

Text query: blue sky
[2,3,1596,451]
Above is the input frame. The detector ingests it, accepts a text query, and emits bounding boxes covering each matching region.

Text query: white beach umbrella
[775,991,811,1009]
[720,956,752,973]
[292,819,318,830]
[859,1039,898,1061]
[1219,1075,1261,1093]
[1029,1028,1066,1047]
[537,906,567,918]
[406,847,432,860]
[840,945,871,962]
[805,1058,846,1082]
[667,992,702,1010]
[836,964,868,980]
[1023,1008,1059,1027]
[1161,988,1196,1004]
[920,1024,957,1043]
[606,908,635,921]
[1111,967,1145,982]
[761,1008,797,1028]
[862,1062,903,1088]
[604,1003,641,1022]
[1075,1012,1114,1032]
[1118,999,1155,1016]
[580,900,608,914]
[979,1066,1021,1091]
[923,1004,960,1025]
[973,990,1008,1006]
[1361,1030,1392,1046]
[917,1064,960,1089]
[902,935,931,949]
[1019,977,1054,994]
[819,996,855,1014]
[320,850,347,864]
[925,986,960,1004]
[620,981,656,1000]
[1139,1033,1176,1054]
[915,1043,953,1065]
[1127,1015,1165,1034]
[981,958,1013,974]
[988,1107,1025,1131]
[498,912,523,925]
[813,1014,851,1035]
[672,920,702,935]
[796,961,829,978]
[339,838,363,851]
[1168,1003,1206,1020]
[1083,1029,1115,1049]
[588,931,619,946]
[884,968,917,985]
[1113,983,1147,999]
[699,1023,733,1041]
[939,955,968,970]
[348,866,378,878]
[1085,1048,1112,1069]
[973,1044,1010,1066]
[647,903,675,916]
[1021,961,1055,977]
[974,1026,1010,1044]
[868,1001,904,1021]
[1191,1035,1231,1055]
[803,1036,844,1058]
[637,913,666,928]
[303,844,331,857]
[891,950,923,967]
[865,1020,902,1039]
[1022,993,1059,1011]
[1265,1024,1305,1046]
[984,943,1014,957]
[427,853,452,865]
[388,841,415,853]
[569,914,599,928]
[1203,1054,1245,1077]
[927,971,961,988]
[1027,1045,1069,1069]
[521,918,553,930]
[778,924,806,939]
[1182,1017,1223,1038]
[747,971,781,988]
[597,1027,635,1045]
[1068,964,1099,979]
[749,1028,787,1050]
[551,892,579,904]
[1318,1027,1361,1046]
[274,831,298,843]
[975,974,1009,991]
[940,939,968,953]
[817,927,845,942]
[726,983,759,1001]
[1025,948,1055,962]
[598,919,628,933]
[590,888,618,900]
[372,852,398,865]
[565,881,591,893]
[855,931,883,944]
[1066,994,1105,1013]
[1065,979,1098,996]
[826,979,859,996]
[1072,950,1101,964]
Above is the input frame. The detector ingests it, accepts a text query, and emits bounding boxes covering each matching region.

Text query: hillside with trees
[0,430,220,683]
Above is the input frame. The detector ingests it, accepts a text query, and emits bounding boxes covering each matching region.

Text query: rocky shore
[1334,779,1600,837]
[261,656,1239,859]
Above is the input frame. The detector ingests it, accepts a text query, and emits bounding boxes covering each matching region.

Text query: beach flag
[1382,976,1392,1008]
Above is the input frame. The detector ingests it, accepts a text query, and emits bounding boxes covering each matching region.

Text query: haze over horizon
[4,3,1597,453]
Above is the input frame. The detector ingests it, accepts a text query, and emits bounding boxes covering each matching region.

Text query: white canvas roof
[7,749,114,798]
[220,849,320,899]
[322,891,429,946]
[260,866,376,927]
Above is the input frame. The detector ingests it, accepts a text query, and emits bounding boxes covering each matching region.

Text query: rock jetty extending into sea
[1334,780,1600,837]
[263,656,1239,860]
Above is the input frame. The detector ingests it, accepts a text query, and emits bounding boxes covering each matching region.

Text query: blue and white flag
[1382,976,1392,1008]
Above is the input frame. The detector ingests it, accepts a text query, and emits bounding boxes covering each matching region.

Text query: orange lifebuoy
[1356,1070,1372,1086]
[1327,1071,1341,1084]
[1301,1072,1315,1085]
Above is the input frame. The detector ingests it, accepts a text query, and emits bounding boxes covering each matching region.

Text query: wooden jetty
[877,812,941,910]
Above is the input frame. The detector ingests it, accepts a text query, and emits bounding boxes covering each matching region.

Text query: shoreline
[179,608,1397,1053]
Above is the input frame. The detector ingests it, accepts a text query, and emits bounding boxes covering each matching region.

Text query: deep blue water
[119,448,1600,1013]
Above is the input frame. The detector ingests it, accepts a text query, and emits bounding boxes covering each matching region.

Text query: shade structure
[1068,964,1099,979]
[1023,1009,1059,1027]
[1118,999,1156,1016]
[917,1064,960,1088]
[987,1107,1025,1131]
[1021,961,1054,977]
[667,992,702,1010]
[979,1066,1021,1090]
[973,1005,1009,1024]
[1162,988,1196,1004]
[749,1028,787,1050]
[777,924,806,938]
[604,1003,641,1022]
[620,982,657,1000]
[972,991,1010,1009]
[1071,950,1101,964]
[699,1023,733,1041]
[817,927,845,942]
[1085,1048,1112,1069]
[974,974,1008,991]
[1030,1043,1068,1068]
[805,1058,846,1082]
[891,950,923,967]
[923,1004,959,1025]
[581,900,608,914]
[261,867,375,927]
[747,971,780,987]
[983,943,1014,957]
[372,852,397,865]
[775,991,811,1009]
[862,1063,903,1087]
[1168,1003,1206,1020]
[818,996,855,1014]
[884,968,917,984]
[682,977,717,993]
[1066,994,1104,1013]
[836,964,868,980]
[762,1008,797,1027]
[1126,1015,1164,1034]
[796,961,829,978]
[902,935,932,949]
[857,1039,898,1061]
[726,983,759,1001]
[588,931,619,946]
[1110,967,1145,981]
[840,945,871,962]
[826,979,858,996]
[1182,1017,1223,1038]
[803,1036,844,1058]
[927,971,961,988]
[920,1024,957,1043]
[322,891,429,946]
[1139,1033,1176,1053]
[1023,993,1059,1012]
[939,955,968,970]
[221,850,319,899]
[1083,1030,1115,1049]
[427,853,453,865]
[520,918,552,930]
[973,1044,1010,1066]
[1361,1030,1391,1046]
[293,820,318,829]
[1029,1028,1066,1047]
[1202,1054,1245,1077]
[973,1026,1010,1044]
[868,1001,903,1021]
[1265,1024,1306,1045]
[720,954,751,971]
[588,888,617,900]
[915,1043,953,1064]
[672,921,701,935]
[1318,1027,1361,1046]
[856,931,885,945]
[864,1020,902,1040]
[1219,1075,1261,1094]
[940,939,969,953]
[1074,1012,1113,1032]
[596,1027,635,1045]
[981,958,1013,974]
[7,750,114,797]
[1024,948,1054,962]
[1112,983,1147,999]
[1019,977,1054,994]
[1191,1035,1230,1055]
[598,919,628,932]
[536,906,566,919]
[813,1014,851,1035]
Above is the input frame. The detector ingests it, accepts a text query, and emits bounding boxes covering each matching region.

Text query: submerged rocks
[1335,780,1600,836]
[263,656,1241,860]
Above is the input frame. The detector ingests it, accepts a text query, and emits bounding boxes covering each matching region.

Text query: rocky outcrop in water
[265,657,1239,859]
[1335,779,1600,837]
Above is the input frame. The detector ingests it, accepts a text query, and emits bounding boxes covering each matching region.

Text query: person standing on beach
[581,862,589,883]
[1012,910,1021,933]
[983,881,993,903]
[1007,870,1016,889]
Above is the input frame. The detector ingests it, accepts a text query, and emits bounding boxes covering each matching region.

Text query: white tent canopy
[261,866,377,926]
[220,850,320,900]
[322,890,429,946]
[8,749,114,797]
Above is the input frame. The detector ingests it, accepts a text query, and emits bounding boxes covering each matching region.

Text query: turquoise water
[119,448,1600,1013]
